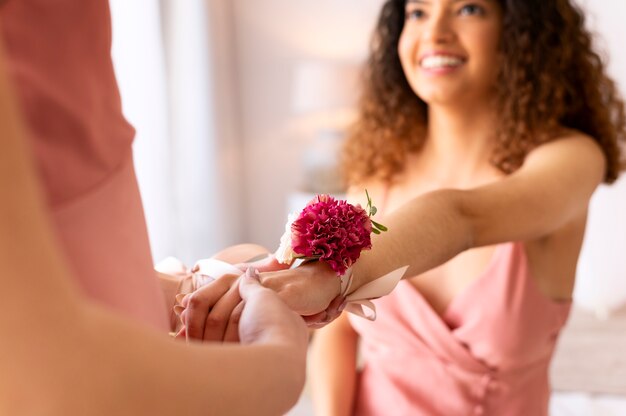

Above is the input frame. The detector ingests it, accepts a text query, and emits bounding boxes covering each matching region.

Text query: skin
[177,249,345,341]
[400,0,502,108]
[0,33,308,415]
[157,243,272,333]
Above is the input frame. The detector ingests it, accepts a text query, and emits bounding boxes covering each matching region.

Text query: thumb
[238,267,263,301]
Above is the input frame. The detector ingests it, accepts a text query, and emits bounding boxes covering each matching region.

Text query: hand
[301,294,346,329]
[237,268,308,350]
[175,244,283,342]
[177,272,242,342]
[258,261,343,319]
[178,260,344,340]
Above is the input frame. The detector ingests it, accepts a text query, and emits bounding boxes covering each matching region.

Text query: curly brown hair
[342,0,626,185]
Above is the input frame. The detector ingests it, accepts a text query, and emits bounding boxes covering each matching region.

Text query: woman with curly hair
[304,0,626,415]
[178,0,624,413]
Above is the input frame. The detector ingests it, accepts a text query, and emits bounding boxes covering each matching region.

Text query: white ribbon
[341,266,409,320]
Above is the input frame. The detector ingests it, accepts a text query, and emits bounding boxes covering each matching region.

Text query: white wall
[573,0,626,314]
[110,0,175,261]
[112,1,243,265]
[232,0,385,250]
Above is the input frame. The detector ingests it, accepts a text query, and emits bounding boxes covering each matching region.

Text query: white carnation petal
[274,212,299,264]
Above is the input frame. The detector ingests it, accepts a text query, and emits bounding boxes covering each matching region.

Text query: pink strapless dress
[349,242,571,416]
[1,0,168,330]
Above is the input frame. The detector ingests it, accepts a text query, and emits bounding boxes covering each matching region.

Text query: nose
[423,11,455,44]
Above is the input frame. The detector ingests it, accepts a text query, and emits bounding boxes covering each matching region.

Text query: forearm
[1,127,302,415]
[309,315,358,416]
[83,304,305,416]
[352,189,472,290]
[2,300,304,416]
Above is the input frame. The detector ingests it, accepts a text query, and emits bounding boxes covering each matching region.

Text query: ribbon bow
[339,266,409,320]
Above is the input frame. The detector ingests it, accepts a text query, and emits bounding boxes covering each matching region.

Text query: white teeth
[420,55,464,69]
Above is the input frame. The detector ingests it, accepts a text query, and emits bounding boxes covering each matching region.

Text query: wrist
[339,267,354,297]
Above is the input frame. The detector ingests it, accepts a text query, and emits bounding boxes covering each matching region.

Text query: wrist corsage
[275,191,387,275]
[275,191,407,320]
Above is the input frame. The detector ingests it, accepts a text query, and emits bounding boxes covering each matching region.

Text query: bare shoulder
[461,130,608,246]
[524,130,606,180]
[520,132,606,297]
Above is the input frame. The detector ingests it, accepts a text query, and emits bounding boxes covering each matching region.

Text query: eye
[458,3,485,16]
[405,8,426,21]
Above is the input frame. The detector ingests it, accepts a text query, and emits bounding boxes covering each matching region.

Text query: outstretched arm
[249,134,605,320]
[179,133,606,331]
[348,134,606,290]
[0,39,306,416]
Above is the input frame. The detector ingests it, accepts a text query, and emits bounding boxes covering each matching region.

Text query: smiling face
[398,0,503,106]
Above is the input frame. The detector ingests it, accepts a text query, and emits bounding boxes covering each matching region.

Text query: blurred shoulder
[524,128,606,179]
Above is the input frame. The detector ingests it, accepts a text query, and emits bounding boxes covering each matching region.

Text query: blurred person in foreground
[0,2,308,415]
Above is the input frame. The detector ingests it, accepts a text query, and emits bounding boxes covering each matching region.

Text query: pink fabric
[349,242,571,416]
[1,0,168,330]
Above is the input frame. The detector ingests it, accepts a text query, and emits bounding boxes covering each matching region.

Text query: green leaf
[371,228,381,235]
[371,220,388,231]
[370,206,378,216]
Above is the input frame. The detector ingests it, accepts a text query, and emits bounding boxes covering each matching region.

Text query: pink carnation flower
[290,195,372,275]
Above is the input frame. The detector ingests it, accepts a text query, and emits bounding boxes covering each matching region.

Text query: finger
[180,274,233,308]
[239,267,265,300]
[302,295,346,328]
[202,278,242,342]
[302,311,328,327]
[307,322,330,330]
[325,294,346,317]
[184,276,236,340]
[257,270,280,291]
[223,301,245,343]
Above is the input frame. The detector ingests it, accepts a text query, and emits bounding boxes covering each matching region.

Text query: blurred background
[109,0,379,267]
[109,0,626,413]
